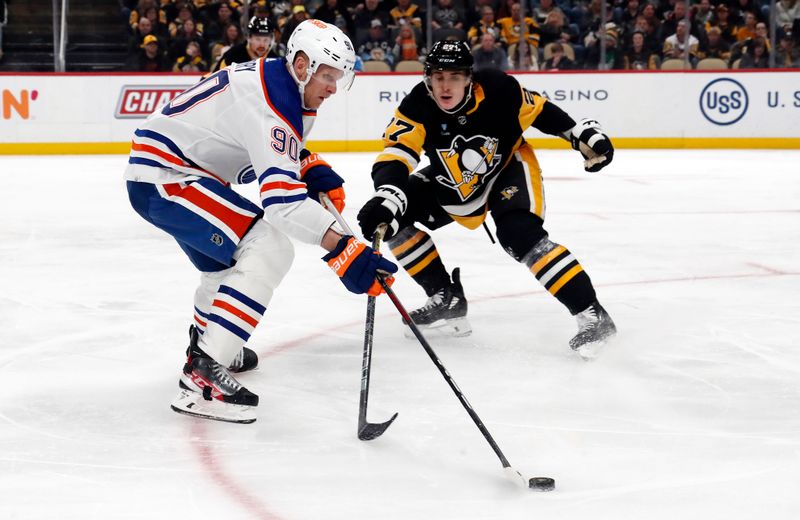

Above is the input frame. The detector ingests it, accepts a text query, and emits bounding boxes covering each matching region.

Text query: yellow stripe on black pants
[526,239,596,315]
[387,226,451,296]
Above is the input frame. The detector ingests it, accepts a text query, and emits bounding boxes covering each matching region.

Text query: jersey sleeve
[370,97,428,190]
[516,80,576,137]
[235,88,335,246]
[516,82,547,130]
[374,105,427,174]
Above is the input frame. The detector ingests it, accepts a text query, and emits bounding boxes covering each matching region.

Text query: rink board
[1,70,799,153]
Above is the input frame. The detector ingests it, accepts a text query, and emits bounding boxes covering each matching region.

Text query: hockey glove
[323,236,398,296]
[300,152,346,212]
[567,118,614,173]
[357,185,408,240]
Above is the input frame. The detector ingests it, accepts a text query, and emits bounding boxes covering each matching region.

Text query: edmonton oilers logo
[699,78,748,126]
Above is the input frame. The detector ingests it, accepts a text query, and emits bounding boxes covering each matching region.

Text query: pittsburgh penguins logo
[500,186,519,200]
[435,135,502,201]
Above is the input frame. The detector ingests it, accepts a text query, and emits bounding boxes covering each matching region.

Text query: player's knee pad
[233,219,294,287]
[494,211,548,263]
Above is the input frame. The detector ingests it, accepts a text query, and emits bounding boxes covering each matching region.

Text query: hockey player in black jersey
[357,40,616,359]
[213,16,280,71]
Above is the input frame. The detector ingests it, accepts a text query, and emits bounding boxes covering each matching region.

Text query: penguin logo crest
[435,135,502,201]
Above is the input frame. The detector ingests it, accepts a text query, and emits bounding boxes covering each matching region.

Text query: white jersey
[124,58,335,245]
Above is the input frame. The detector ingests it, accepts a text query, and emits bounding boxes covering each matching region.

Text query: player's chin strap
[424,76,474,115]
[287,61,314,109]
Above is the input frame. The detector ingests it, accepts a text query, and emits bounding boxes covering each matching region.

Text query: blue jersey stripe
[261,193,307,208]
[128,156,177,171]
[218,285,266,315]
[207,314,250,341]
[194,306,210,319]
[134,128,199,168]
[258,167,299,184]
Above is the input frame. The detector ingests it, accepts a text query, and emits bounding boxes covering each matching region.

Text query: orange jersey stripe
[131,142,227,184]
[166,184,254,239]
[212,299,259,327]
[259,181,306,193]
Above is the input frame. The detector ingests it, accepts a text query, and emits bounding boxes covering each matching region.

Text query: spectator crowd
[121,0,800,72]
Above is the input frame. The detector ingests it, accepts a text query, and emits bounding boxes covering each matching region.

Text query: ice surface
[1,150,799,520]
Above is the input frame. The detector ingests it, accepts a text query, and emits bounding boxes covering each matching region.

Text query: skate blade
[575,332,616,361]
[403,317,472,339]
[575,340,605,360]
[170,388,257,424]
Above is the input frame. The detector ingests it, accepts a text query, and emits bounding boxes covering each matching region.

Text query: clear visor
[310,64,355,92]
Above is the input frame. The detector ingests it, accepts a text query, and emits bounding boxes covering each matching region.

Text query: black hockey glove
[357,185,408,240]
[567,118,614,173]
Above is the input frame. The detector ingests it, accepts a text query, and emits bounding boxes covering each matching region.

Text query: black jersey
[373,68,574,222]
[214,43,280,71]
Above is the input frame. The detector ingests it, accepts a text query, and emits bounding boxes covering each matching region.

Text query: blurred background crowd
[1,0,799,72]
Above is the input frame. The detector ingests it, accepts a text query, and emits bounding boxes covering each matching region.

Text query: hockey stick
[320,194,398,441]
[375,277,534,488]
[321,196,552,489]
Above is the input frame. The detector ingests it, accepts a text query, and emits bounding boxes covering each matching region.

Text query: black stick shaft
[379,278,513,469]
[358,228,385,433]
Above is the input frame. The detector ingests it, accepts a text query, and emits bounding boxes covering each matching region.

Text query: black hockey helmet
[247,15,275,36]
[423,40,474,114]
[424,40,474,77]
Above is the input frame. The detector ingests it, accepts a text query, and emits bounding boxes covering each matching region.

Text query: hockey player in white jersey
[125,20,397,424]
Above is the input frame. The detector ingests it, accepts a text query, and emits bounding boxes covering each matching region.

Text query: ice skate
[405,268,471,338]
[188,325,258,373]
[569,301,617,360]
[171,348,259,424]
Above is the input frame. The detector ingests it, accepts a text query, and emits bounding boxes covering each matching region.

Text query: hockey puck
[528,477,555,491]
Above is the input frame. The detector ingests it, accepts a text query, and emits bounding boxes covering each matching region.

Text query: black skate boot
[406,268,471,337]
[171,345,259,424]
[187,325,258,373]
[569,301,617,359]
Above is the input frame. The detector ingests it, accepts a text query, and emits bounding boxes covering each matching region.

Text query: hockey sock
[193,269,228,336]
[387,226,450,296]
[198,220,293,366]
[523,238,596,315]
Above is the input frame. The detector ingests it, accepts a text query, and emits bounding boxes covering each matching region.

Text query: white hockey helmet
[285,19,357,95]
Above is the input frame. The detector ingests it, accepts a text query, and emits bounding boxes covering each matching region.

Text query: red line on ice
[193,269,799,516]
